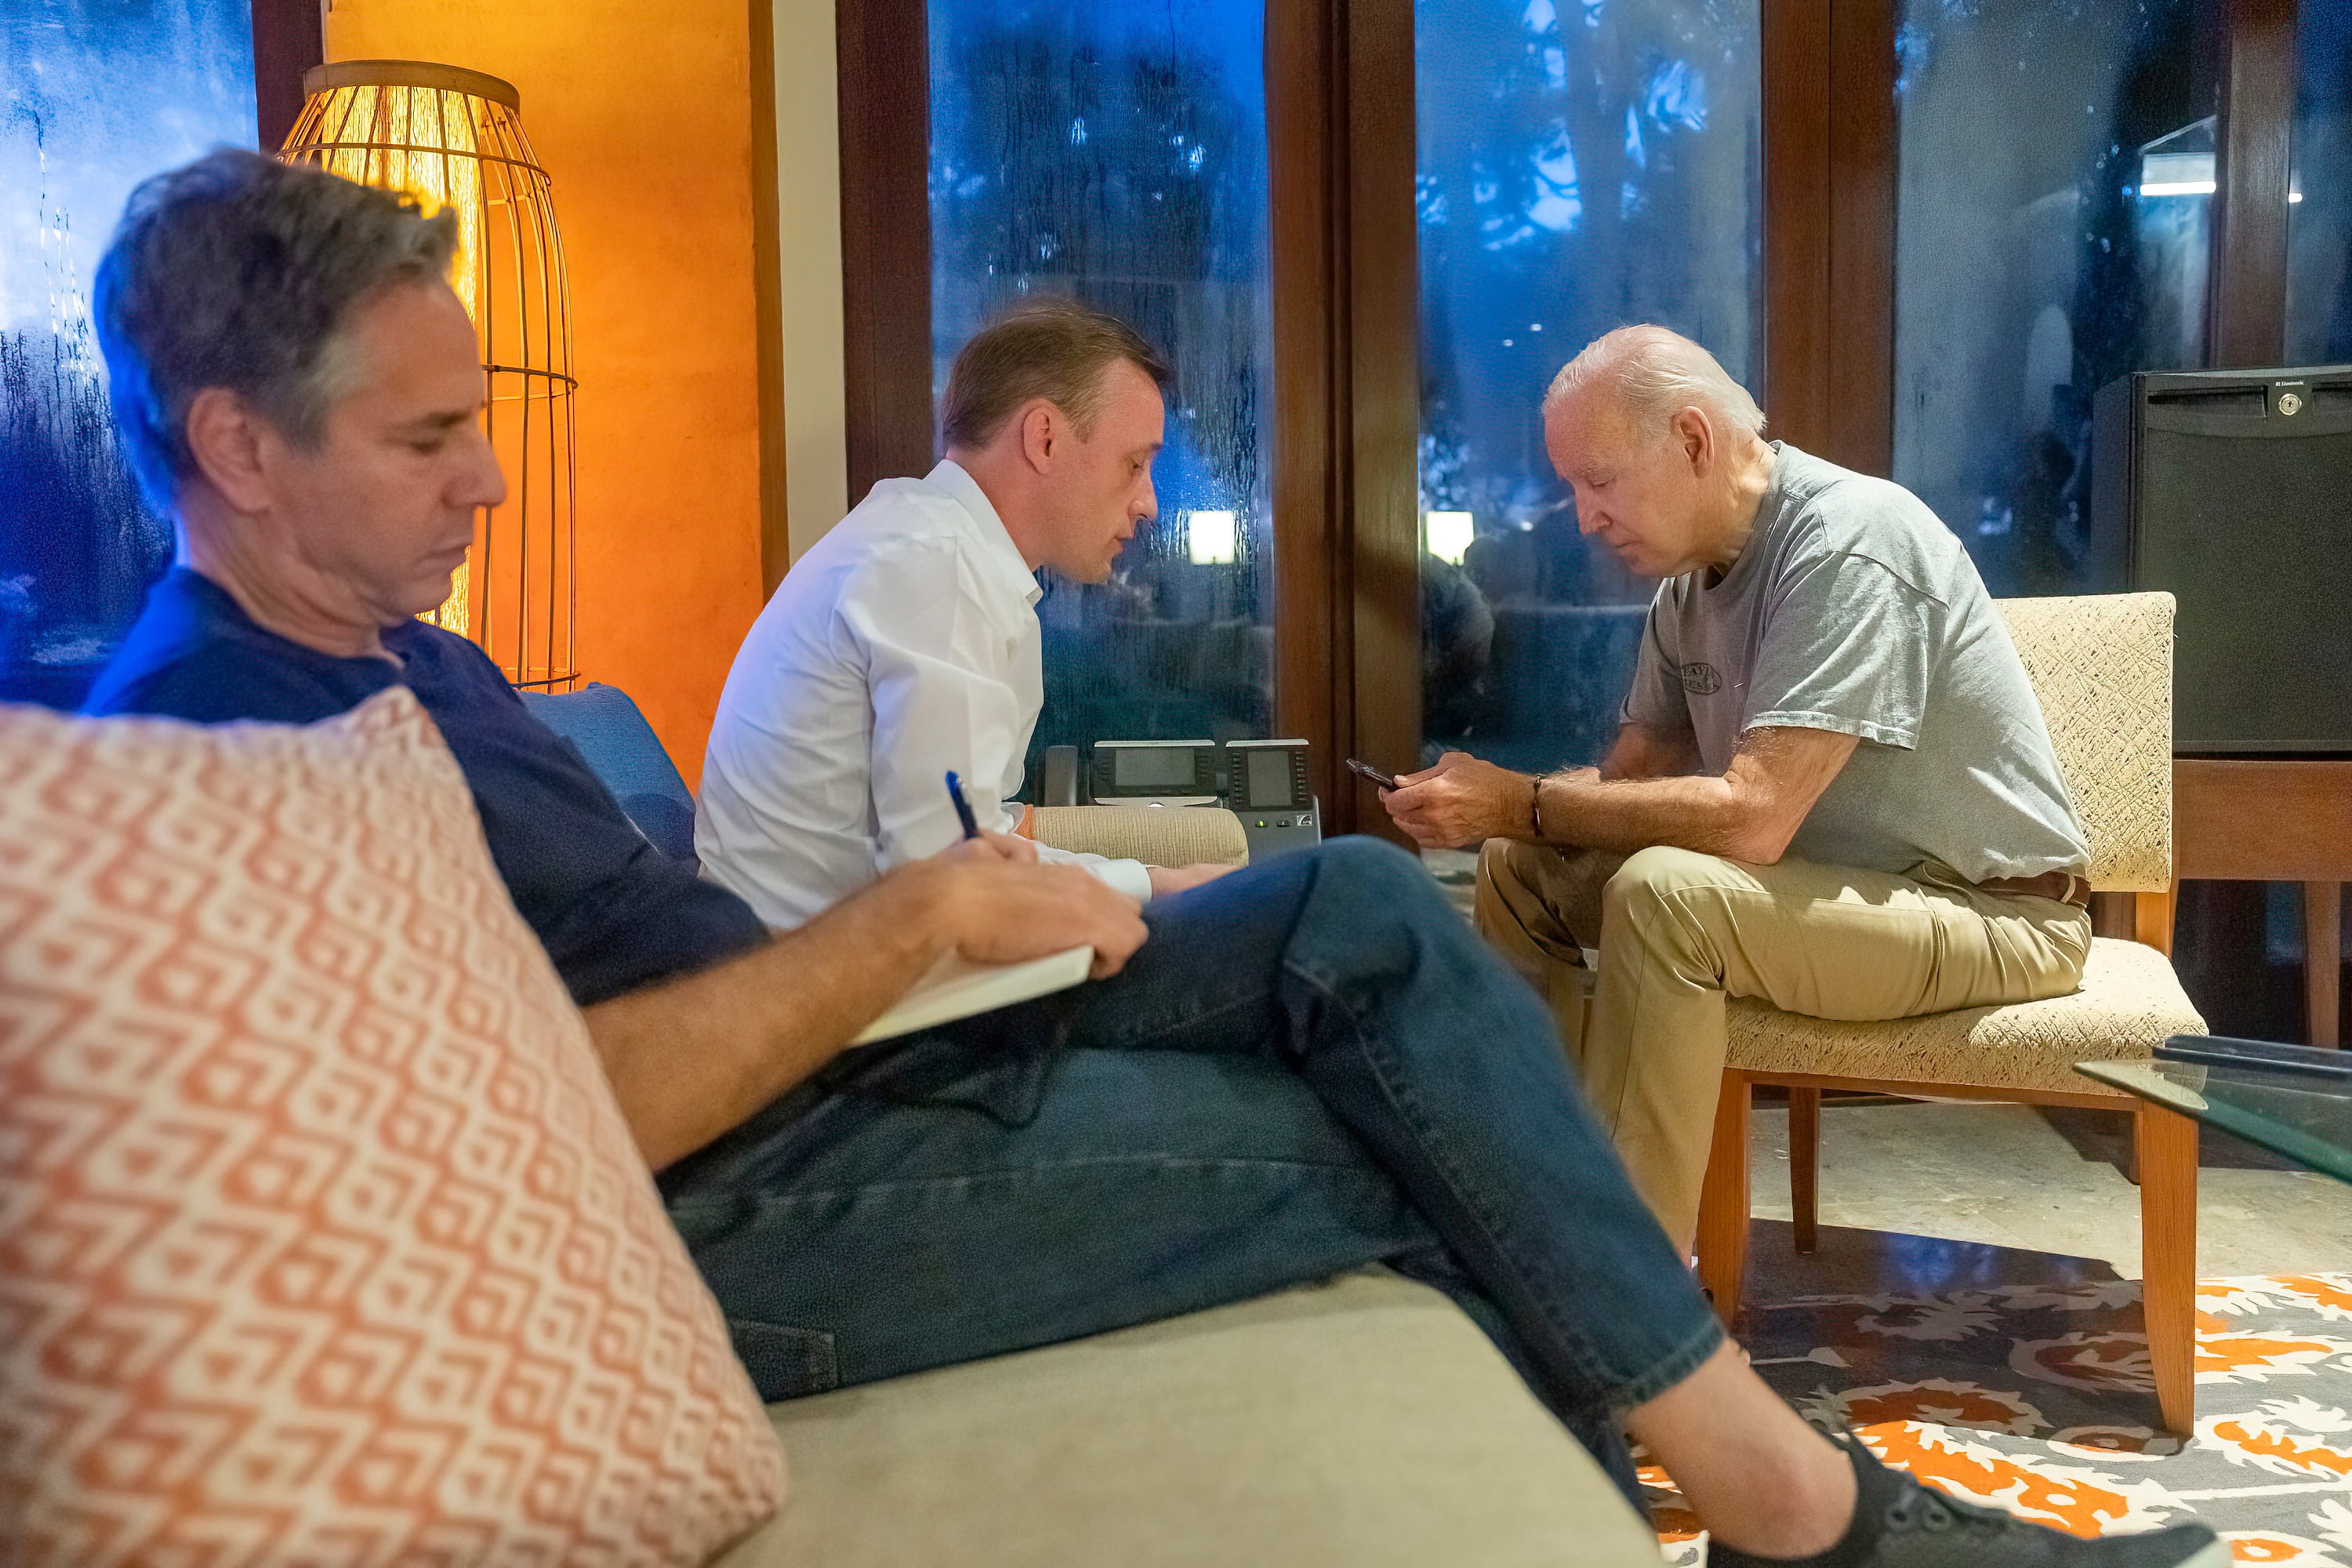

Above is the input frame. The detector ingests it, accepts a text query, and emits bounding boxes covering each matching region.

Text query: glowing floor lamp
[279,60,578,690]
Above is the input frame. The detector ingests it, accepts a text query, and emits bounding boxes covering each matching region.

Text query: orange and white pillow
[0,690,786,1565]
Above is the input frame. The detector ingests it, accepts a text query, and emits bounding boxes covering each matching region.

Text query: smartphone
[1346,757,1401,791]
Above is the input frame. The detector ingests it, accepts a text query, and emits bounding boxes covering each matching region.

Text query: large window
[859,0,2330,838]
[0,1,257,706]
[928,0,1276,780]
[2288,0,2352,365]
[1413,0,1763,773]
[1892,0,2211,597]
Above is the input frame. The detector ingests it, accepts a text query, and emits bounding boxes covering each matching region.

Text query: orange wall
[327,0,768,786]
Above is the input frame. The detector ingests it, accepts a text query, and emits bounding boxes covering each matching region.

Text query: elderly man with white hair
[1383,325,2092,1255]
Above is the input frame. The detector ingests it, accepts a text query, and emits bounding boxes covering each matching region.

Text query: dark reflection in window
[928,0,1275,783]
[1893,0,2212,597]
[1415,0,1762,772]
[2288,0,2352,365]
[1,2,254,706]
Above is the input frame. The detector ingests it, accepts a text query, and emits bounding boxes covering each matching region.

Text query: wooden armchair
[1694,592,2209,1432]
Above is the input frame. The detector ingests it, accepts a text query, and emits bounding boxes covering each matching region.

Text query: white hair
[1542,324,1765,446]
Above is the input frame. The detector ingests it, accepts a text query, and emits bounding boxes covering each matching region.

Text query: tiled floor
[1745,1097,2352,1301]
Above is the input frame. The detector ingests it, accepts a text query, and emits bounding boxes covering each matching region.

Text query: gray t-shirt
[1621,443,2089,884]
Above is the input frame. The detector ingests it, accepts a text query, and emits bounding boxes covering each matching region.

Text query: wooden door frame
[249,0,325,152]
[1268,0,1420,837]
[1760,0,1897,477]
[2209,0,2302,366]
[835,0,936,504]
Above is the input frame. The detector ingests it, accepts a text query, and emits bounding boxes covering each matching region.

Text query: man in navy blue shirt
[72,150,2222,1568]
[89,568,771,1005]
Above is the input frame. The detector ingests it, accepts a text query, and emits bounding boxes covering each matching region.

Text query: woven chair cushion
[1726,936,2206,1099]
[1995,593,2175,892]
[1031,805,1251,868]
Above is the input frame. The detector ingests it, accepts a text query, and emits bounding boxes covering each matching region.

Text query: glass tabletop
[2078,1036,2352,1185]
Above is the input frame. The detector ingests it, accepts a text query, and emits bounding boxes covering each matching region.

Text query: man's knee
[1602,846,1741,934]
[1295,835,1484,995]
[1308,833,1430,904]
[1477,832,1534,884]
[1476,835,1548,898]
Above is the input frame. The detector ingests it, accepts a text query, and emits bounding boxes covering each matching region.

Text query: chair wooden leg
[2137,1105,2199,1435]
[1788,1086,1821,1254]
[2305,880,2341,1048]
[1696,1071,1751,1326]
[2133,884,2179,960]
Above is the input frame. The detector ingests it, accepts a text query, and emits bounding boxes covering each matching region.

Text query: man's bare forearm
[1596,721,1697,783]
[1536,770,1759,859]
[583,869,953,1171]
[1526,724,1740,855]
[1537,726,1858,864]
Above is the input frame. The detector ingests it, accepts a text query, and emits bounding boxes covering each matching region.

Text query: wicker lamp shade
[280,60,578,690]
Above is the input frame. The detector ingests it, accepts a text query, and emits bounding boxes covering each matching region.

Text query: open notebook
[850,945,1096,1046]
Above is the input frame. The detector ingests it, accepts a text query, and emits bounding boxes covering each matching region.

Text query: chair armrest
[1030,805,1250,868]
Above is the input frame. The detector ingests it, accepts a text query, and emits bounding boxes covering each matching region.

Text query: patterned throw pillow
[0,690,786,1565]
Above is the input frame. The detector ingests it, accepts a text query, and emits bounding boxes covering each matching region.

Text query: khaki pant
[1475,839,2093,1254]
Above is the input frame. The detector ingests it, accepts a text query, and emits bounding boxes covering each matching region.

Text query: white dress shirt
[695,459,1154,930]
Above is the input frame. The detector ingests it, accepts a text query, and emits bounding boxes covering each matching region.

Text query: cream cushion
[1995,593,2175,893]
[1031,804,1251,867]
[710,1271,1662,1568]
[1728,935,2207,1098]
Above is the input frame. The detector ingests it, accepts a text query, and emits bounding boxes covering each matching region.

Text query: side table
[2172,758,2352,1046]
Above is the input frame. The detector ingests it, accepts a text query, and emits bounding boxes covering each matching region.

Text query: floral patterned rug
[1652,1274,2352,1565]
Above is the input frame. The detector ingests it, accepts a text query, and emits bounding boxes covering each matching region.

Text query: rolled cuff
[1092,856,1156,903]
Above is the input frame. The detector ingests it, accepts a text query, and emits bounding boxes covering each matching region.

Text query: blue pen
[945,770,982,840]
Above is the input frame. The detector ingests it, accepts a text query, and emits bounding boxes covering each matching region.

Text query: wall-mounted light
[1423,510,1475,565]
[2138,176,2303,202]
[1186,509,1239,565]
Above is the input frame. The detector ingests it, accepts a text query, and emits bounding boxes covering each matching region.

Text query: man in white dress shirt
[696,303,1229,930]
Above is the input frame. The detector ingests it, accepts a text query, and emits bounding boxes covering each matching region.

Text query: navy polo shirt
[85,568,770,1007]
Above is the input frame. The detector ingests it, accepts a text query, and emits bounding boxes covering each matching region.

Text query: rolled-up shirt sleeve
[1037,840,1154,902]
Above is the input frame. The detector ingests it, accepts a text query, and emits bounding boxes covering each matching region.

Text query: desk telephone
[1038,739,1323,862]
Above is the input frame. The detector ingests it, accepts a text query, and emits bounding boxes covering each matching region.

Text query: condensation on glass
[928,0,1276,783]
[2287,0,2352,365]
[0,0,256,706]
[1893,0,2212,597]
[1414,0,1763,773]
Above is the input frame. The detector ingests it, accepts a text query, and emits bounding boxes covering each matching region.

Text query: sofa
[519,685,1666,1566]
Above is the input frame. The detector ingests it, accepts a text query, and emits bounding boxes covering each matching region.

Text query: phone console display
[1091,740,1220,800]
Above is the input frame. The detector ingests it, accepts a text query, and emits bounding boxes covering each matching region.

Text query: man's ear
[1017,401,1059,474]
[1675,406,1715,476]
[183,387,278,514]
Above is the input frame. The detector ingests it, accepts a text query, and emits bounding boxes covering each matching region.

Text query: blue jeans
[659,837,1722,1497]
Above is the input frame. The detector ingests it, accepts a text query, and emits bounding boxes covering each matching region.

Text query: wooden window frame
[2210,0,2300,366]
[827,0,2314,830]
[1762,0,1897,476]
[831,0,1422,837]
